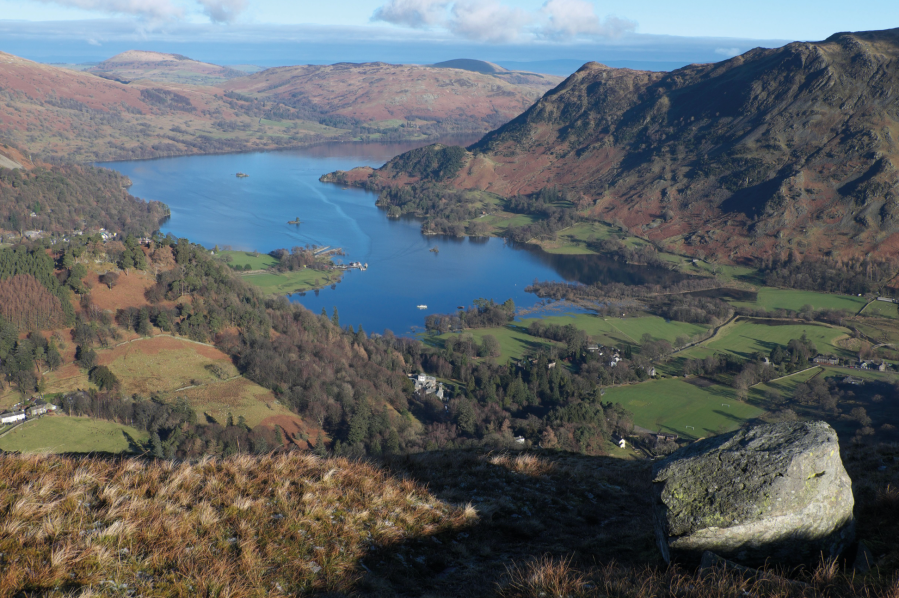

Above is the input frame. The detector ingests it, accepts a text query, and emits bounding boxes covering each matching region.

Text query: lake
[101,141,680,334]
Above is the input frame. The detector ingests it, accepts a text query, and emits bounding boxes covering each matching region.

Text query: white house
[1,411,26,425]
[26,399,57,417]
[618,438,627,449]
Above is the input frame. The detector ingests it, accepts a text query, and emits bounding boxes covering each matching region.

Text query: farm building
[0,411,26,425]
[813,355,840,365]
[26,399,57,417]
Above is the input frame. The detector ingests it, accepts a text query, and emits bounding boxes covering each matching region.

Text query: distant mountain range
[0,50,561,161]
[364,28,899,263]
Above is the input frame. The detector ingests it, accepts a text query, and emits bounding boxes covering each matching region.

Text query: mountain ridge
[355,28,899,264]
[87,49,247,84]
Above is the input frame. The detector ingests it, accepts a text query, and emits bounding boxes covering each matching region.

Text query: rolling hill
[353,28,899,264]
[86,49,248,85]
[220,61,563,134]
[0,50,562,161]
[0,50,329,161]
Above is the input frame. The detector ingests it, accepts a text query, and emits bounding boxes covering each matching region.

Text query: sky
[0,0,896,68]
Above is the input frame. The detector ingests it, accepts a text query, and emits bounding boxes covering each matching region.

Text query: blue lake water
[101,141,681,335]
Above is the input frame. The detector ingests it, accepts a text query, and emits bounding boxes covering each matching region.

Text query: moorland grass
[0,452,475,596]
[0,447,895,597]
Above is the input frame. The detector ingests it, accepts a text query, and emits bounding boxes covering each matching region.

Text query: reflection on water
[100,140,685,334]
[520,244,686,287]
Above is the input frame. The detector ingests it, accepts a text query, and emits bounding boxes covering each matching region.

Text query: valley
[2,24,899,597]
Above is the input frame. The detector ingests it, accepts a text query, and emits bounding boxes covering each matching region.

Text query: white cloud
[32,0,249,23]
[372,0,635,44]
[86,37,102,45]
[33,0,183,20]
[448,0,531,43]
[372,0,449,28]
[195,0,247,23]
[715,47,741,57]
[539,0,634,40]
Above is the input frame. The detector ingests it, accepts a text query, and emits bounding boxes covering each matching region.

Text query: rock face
[652,421,854,567]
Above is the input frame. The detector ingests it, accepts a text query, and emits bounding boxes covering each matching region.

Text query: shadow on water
[512,242,690,287]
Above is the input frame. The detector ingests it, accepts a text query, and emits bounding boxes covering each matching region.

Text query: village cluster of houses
[0,398,57,426]
[587,344,657,376]
[812,354,892,371]
[26,227,122,244]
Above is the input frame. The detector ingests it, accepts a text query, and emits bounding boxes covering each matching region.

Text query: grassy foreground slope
[0,449,897,597]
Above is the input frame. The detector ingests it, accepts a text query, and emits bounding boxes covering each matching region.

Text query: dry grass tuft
[499,555,590,598]
[499,558,899,598]
[489,453,557,477]
[0,452,473,597]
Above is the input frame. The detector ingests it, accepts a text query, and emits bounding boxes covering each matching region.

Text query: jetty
[236,172,249,178]
[336,261,368,271]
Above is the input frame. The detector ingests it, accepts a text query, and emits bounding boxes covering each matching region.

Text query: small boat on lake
[416,304,427,310]
[288,217,301,224]
[236,172,249,178]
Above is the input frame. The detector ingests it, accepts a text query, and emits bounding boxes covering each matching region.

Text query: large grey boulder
[652,421,854,567]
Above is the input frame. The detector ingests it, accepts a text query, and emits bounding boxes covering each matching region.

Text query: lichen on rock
[652,421,855,567]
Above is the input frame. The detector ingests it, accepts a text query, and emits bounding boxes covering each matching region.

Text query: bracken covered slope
[221,62,563,133]
[365,28,899,263]
[0,50,561,161]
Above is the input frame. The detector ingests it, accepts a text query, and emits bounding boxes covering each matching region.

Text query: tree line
[0,156,168,237]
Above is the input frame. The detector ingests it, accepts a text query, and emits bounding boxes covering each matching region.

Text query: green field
[0,416,149,454]
[218,250,343,293]
[240,268,342,294]
[218,250,278,270]
[861,300,899,319]
[518,313,709,348]
[604,378,763,439]
[435,326,561,361]
[676,319,851,363]
[730,289,866,313]
[748,366,823,403]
